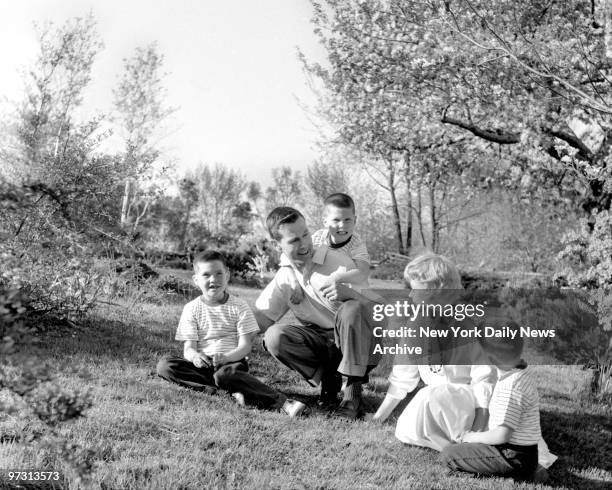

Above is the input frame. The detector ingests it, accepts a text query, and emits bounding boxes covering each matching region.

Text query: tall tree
[433,0,612,215]
[14,14,103,181]
[306,159,349,200]
[265,166,303,208]
[189,163,248,237]
[303,0,612,253]
[2,15,125,243]
[113,43,174,233]
[177,177,198,251]
[302,3,475,251]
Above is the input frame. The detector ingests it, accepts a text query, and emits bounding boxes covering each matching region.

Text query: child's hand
[192,354,210,369]
[363,413,383,424]
[212,353,228,367]
[289,285,304,304]
[459,431,476,443]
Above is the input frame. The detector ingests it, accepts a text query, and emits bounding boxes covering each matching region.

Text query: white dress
[390,364,495,451]
[389,363,558,468]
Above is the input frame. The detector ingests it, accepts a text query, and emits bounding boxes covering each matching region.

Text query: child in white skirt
[372,253,557,470]
[372,253,496,450]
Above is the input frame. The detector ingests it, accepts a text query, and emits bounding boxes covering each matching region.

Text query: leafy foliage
[503,286,612,396]
[302,0,611,254]
[114,43,175,233]
[559,210,612,336]
[0,284,94,483]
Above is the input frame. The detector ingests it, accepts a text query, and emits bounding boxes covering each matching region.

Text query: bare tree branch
[543,127,594,162]
[441,113,521,144]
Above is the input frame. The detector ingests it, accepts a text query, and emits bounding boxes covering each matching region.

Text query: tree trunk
[132,199,150,234]
[429,183,438,252]
[405,192,413,252]
[120,178,133,228]
[179,201,192,252]
[387,167,405,255]
[417,185,427,247]
[403,152,412,251]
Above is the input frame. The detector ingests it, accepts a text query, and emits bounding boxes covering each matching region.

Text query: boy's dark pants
[440,442,538,479]
[156,356,285,408]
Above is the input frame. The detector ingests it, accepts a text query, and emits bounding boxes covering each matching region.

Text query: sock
[342,377,362,402]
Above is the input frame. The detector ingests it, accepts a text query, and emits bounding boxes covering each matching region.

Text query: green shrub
[1,241,103,321]
[0,284,95,485]
[557,210,612,396]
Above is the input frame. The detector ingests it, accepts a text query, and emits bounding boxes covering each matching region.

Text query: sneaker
[282,399,307,417]
[232,392,246,407]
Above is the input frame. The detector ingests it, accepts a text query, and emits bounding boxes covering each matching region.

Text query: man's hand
[320,278,351,302]
[192,354,211,369]
[212,353,228,367]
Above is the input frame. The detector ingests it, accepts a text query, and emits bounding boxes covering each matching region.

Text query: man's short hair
[192,250,226,272]
[404,252,462,289]
[266,207,304,241]
[324,193,355,213]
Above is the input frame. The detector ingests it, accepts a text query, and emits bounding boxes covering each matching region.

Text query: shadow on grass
[33,314,176,366]
[28,299,612,490]
[542,408,612,489]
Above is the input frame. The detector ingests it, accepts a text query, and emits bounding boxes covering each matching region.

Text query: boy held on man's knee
[156,250,305,417]
[281,193,370,304]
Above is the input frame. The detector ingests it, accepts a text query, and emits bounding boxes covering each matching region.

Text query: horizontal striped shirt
[489,367,541,446]
[311,229,370,264]
[175,295,259,357]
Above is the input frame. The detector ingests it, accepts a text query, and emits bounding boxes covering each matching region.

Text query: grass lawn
[1,281,611,489]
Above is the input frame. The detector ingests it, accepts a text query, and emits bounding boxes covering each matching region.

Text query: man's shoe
[332,399,361,420]
[318,372,342,408]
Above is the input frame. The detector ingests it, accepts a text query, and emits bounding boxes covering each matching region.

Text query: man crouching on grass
[254,206,381,419]
[156,250,305,417]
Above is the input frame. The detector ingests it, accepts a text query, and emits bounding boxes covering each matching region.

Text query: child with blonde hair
[372,252,496,450]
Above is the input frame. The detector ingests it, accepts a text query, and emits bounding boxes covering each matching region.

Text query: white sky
[0,1,328,185]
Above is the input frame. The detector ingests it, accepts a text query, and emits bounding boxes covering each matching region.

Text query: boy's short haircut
[266,206,304,241]
[479,316,524,367]
[324,193,355,213]
[192,250,226,272]
[404,252,462,289]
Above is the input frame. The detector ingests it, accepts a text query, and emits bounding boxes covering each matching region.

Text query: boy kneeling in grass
[157,250,305,417]
[440,316,544,481]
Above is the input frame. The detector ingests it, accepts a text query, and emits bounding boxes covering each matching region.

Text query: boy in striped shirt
[440,316,542,480]
[156,250,305,416]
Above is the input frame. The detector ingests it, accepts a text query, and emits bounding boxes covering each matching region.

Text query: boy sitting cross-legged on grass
[440,316,543,480]
[156,250,306,417]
